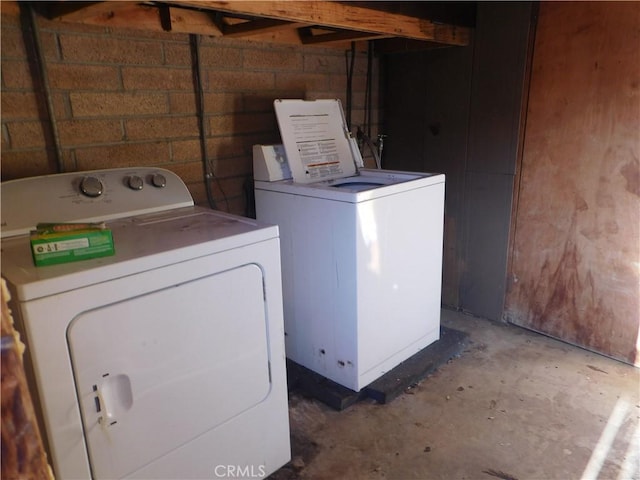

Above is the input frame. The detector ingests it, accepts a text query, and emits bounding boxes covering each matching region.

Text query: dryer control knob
[80,176,104,198]
[127,175,144,191]
[151,173,167,188]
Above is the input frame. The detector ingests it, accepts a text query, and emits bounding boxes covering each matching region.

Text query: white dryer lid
[274,99,358,184]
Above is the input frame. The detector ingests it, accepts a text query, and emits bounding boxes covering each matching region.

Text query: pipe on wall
[20,4,65,174]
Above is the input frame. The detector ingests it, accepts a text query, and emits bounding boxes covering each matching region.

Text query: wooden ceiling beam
[299,28,388,46]
[167,7,222,35]
[220,18,309,38]
[44,1,132,23]
[41,1,156,24]
[40,1,470,49]
[162,1,470,46]
[44,1,223,36]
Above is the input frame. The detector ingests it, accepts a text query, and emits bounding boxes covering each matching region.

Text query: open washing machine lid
[274,99,362,184]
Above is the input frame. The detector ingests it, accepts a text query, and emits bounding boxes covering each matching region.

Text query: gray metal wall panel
[460,172,514,320]
[461,2,533,319]
[383,2,533,320]
[467,2,534,175]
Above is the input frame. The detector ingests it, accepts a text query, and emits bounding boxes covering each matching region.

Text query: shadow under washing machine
[254,99,445,392]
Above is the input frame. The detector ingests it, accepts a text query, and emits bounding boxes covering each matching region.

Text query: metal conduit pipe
[22,4,65,173]
[345,42,356,131]
[189,33,217,210]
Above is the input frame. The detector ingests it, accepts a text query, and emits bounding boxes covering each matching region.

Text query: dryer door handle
[95,374,134,428]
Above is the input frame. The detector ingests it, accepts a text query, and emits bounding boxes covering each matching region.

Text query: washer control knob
[80,176,104,198]
[151,173,167,188]
[127,175,144,191]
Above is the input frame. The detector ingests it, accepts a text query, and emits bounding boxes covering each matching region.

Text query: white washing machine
[254,99,445,392]
[1,167,290,479]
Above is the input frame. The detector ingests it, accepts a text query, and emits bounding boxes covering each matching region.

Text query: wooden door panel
[505,2,640,365]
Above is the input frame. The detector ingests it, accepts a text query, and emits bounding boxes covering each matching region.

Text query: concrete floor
[271,309,640,480]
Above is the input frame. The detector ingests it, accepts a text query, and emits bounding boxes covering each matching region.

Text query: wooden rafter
[219,17,309,38]
[299,28,389,46]
[39,1,471,49]
[164,1,470,46]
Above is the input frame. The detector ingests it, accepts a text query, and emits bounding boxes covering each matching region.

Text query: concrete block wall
[1,5,381,215]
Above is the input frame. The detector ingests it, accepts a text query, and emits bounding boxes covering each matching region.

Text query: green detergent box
[30,222,115,267]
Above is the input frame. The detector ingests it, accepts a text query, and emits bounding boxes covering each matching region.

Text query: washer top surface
[255,168,445,202]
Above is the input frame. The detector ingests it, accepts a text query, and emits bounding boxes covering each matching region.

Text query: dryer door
[67,263,270,479]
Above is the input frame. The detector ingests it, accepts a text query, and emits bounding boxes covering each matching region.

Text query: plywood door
[505,2,640,365]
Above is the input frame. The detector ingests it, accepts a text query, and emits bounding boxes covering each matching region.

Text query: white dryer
[254,99,445,392]
[1,168,290,479]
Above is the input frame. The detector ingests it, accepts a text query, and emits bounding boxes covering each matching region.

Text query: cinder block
[164,42,192,67]
[0,25,26,59]
[6,121,48,149]
[304,53,346,74]
[209,112,275,135]
[169,92,241,115]
[168,92,196,114]
[70,92,168,117]
[75,142,170,169]
[206,136,250,159]
[1,91,41,120]
[122,66,193,91]
[57,119,123,146]
[1,60,33,89]
[0,150,54,179]
[48,64,121,90]
[241,94,277,113]
[243,48,302,71]
[164,161,204,184]
[59,34,164,65]
[0,1,20,22]
[197,45,242,69]
[203,92,239,114]
[274,72,331,92]
[171,139,201,162]
[125,116,198,140]
[208,70,274,92]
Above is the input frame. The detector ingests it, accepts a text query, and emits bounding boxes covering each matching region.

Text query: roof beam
[44,1,131,23]
[163,1,470,46]
[299,28,388,46]
[40,1,470,48]
[45,1,223,36]
[220,18,309,38]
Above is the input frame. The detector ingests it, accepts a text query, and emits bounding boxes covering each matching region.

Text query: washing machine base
[286,326,469,411]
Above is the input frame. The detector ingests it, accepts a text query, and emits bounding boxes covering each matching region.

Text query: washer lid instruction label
[274,99,357,184]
